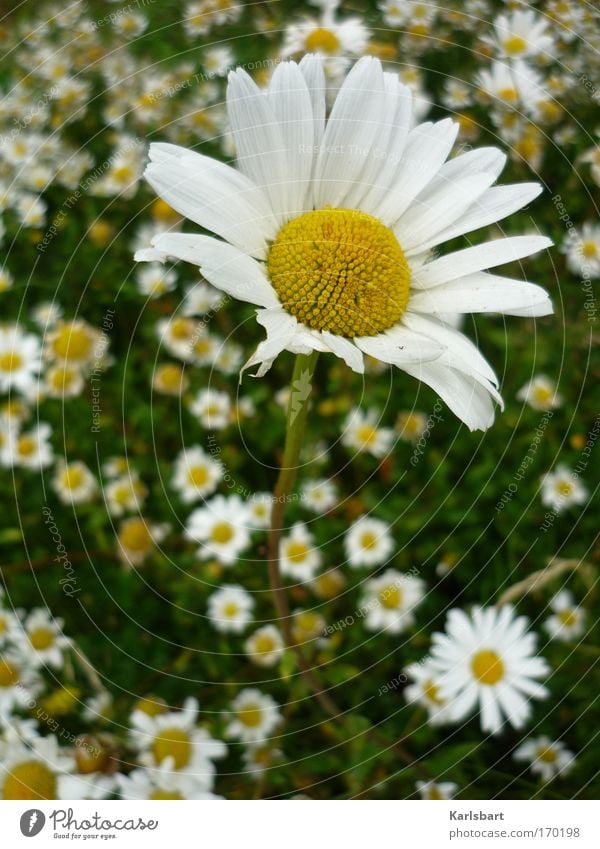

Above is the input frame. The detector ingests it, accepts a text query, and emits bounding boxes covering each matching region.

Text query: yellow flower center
[557,481,573,497]
[378,585,402,609]
[537,746,557,764]
[427,786,444,800]
[360,531,378,550]
[17,436,36,456]
[120,520,152,552]
[423,678,444,705]
[152,727,192,770]
[285,541,309,563]
[188,465,209,487]
[253,634,277,655]
[155,364,185,392]
[223,602,239,618]
[2,761,57,800]
[150,789,184,799]
[498,86,518,102]
[357,425,378,445]
[237,704,262,727]
[62,466,85,490]
[267,208,410,337]
[49,366,77,391]
[533,385,552,404]
[581,240,598,258]
[502,35,527,55]
[29,627,55,650]
[0,351,22,372]
[210,522,234,544]
[304,27,341,55]
[0,615,6,634]
[558,609,576,627]
[52,325,93,361]
[170,318,193,340]
[471,649,505,685]
[0,658,19,687]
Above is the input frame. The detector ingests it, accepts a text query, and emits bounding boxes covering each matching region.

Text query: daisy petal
[412,235,553,288]
[145,143,276,258]
[313,56,386,210]
[150,233,279,308]
[408,272,553,315]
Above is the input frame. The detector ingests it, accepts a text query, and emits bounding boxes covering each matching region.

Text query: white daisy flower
[31,301,63,328]
[513,736,575,782]
[226,689,282,743]
[22,608,71,669]
[282,0,369,68]
[172,445,223,502]
[136,263,177,298]
[137,55,552,431]
[404,658,451,726]
[208,584,254,633]
[117,517,168,567]
[544,590,586,642]
[361,568,425,633]
[44,363,85,399]
[186,494,250,565]
[561,223,600,278]
[190,388,232,430]
[416,780,458,800]
[156,316,199,361]
[516,375,562,411]
[245,625,285,668]
[395,410,428,443]
[280,522,322,581]
[540,465,588,513]
[0,325,41,394]
[52,461,97,505]
[342,408,395,458]
[490,9,554,59]
[0,651,42,717]
[476,59,544,113]
[82,692,113,724]
[246,492,273,530]
[44,319,101,368]
[129,696,226,786]
[0,267,13,292]
[202,46,234,77]
[182,281,225,316]
[104,474,148,517]
[5,423,54,469]
[116,765,221,800]
[345,515,394,568]
[428,606,550,735]
[300,478,338,513]
[0,731,76,800]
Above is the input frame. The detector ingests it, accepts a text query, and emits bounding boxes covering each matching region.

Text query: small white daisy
[53,461,97,505]
[245,625,285,668]
[227,689,282,744]
[342,408,394,458]
[540,465,588,513]
[22,608,71,669]
[300,478,338,513]
[246,493,273,530]
[280,522,322,581]
[136,263,177,298]
[562,223,600,279]
[490,9,554,59]
[404,658,451,726]
[186,494,250,565]
[428,605,550,735]
[207,584,254,633]
[513,736,575,782]
[517,375,562,411]
[416,780,458,800]
[0,325,41,394]
[190,388,232,430]
[345,515,394,568]
[172,445,223,502]
[361,569,425,633]
[544,590,586,642]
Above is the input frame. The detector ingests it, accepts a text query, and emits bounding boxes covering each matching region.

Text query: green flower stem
[266,353,430,780]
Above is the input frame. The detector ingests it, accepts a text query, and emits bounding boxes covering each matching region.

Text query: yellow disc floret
[267,208,410,337]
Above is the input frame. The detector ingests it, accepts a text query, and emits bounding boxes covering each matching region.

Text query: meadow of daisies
[0,0,598,803]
